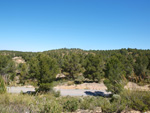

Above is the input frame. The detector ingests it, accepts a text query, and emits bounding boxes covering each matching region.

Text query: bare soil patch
[55,81,150,91]
[124,82,150,91]
[12,57,25,64]
[54,82,107,90]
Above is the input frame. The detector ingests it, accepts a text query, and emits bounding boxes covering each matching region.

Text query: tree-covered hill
[0,48,150,93]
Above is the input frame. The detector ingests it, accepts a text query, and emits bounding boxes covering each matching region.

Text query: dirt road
[7,82,149,96]
[54,88,111,96]
[7,86,111,96]
[7,86,35,93]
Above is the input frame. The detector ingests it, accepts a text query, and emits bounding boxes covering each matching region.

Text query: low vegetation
[0,90,149,113]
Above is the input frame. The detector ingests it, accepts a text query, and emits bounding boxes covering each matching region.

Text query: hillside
[0,48,150,112]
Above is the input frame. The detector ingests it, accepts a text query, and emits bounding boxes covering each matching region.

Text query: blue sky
[0,0,150,52]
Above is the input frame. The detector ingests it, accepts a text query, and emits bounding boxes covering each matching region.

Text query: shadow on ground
[23,91,36,95]
[85,91,111,97]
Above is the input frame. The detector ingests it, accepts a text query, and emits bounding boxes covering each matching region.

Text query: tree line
[0,48,150,93]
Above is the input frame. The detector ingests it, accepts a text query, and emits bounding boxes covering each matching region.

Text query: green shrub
[104,79,124,94]
[0,90,149,113]
[38,83,53,92]
[130,92,149,111]
[111,94,121,102]
[79,97,109,110]
[53,90,61,97]
[42,101,62,113]
[100,99,112,112]
[80,98,91,110]
[0,76,6,94]
[101,97,127,113]
[75,76,85,84]
[121,90,150,112]
[80,97,97,110]
[62,97,79,112]
[50,90,61,97]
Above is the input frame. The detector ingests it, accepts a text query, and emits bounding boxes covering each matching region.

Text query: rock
[12,57,25,64]
[74,108,102,113]
[121,110,150,113]
[94,107,102,113]
[75,109,90,113]
[124,82,150,91]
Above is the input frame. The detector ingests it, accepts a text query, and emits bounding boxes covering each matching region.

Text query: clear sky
[0,0,150,52]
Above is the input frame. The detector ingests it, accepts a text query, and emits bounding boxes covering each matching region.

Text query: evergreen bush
[0,76,6,94]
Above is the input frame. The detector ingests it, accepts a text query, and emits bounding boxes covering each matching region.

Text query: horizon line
[0,47,150,53]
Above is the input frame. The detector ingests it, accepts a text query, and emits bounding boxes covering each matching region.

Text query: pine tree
[0,55,16,83]
[37,54,59,92]
[104,56,126,94]
[29,57,40,80]
[62,53,84,79]
[134,55,149,81]
[84,54,105,82]
[19,63,29,84]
